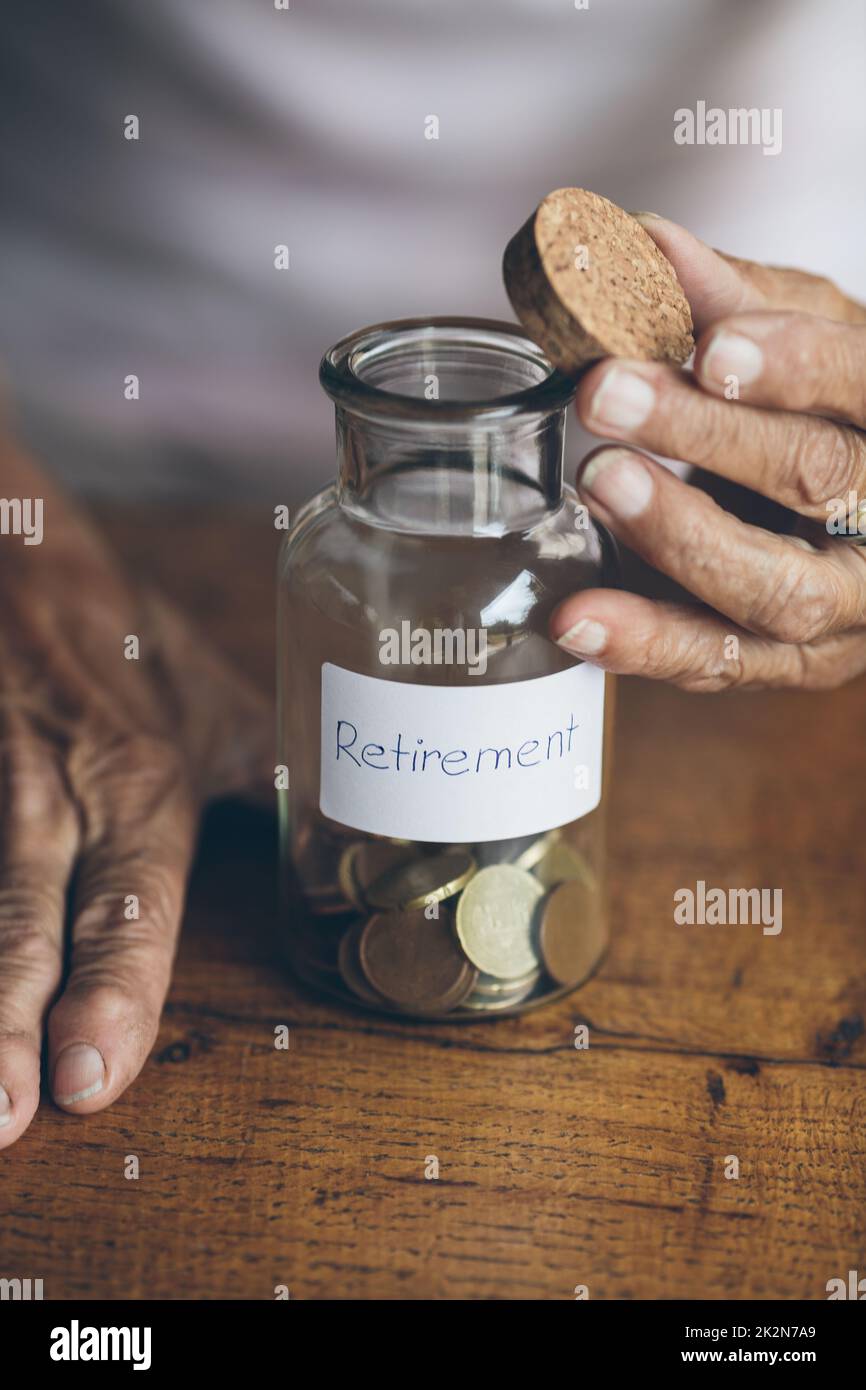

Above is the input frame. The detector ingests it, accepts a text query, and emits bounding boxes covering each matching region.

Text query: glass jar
[278,317,617,1019]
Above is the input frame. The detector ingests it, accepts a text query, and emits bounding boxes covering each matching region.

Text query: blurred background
[0,0,863,507]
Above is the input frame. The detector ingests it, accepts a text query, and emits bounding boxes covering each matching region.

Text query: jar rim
[319,316,577,422]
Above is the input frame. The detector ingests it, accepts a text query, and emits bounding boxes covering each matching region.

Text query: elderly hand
[550,215,866,691]
[0,435,271,1149]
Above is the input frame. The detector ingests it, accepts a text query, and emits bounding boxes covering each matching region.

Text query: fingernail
[0,1083,11,1128]
[629,210,662,221]
[701,331,764,387]
[579,448,654,519]
[557,618,608,657]
[53,1043,105,1106]
[587,366,655,432]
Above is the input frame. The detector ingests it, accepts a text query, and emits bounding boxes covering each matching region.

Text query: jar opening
[320,317,576,422]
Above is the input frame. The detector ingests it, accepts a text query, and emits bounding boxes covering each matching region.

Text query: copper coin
[294,819,354,914]
[358,906,476,1014]
[512,831,562,873]
[338,920,388,1008]
[538,879,607,988]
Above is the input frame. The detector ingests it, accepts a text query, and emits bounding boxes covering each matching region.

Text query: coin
[513,831,562,873]
[295,819,355,914]
[456,865,544,979]
[338,840,414,910]
[358,906,476,1013]
[337,843,367,908]
[532,839,593,891]
[474,967,540,996]
[365,849,476,912]
[337,920,388,1008]
[461,974,539,1011]
[538,879,607,988]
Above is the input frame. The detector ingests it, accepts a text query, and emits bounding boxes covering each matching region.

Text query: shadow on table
[183,799,288,972]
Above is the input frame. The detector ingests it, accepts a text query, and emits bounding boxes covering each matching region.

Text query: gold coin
[338,840,414,910]
[532,840,594,891]
[512,830,562,873]
[538,878,607,988]
[337,843,365,906]
[456,865,543,979]
[365,849,476,911]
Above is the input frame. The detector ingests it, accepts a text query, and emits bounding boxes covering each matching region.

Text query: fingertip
[550,590,625,658]
[632,211,710,272]
[51,1041,106,1112]
[695,327,766,395]
[632,215,761,334]
[0,1036,42,1149]
[551,592,684,680]
[573,359,609,427]
[554,616,609,661]
[48,983,157,1114]
[575,362,671,439]
[631,210,683,237]
[694,310,792,382]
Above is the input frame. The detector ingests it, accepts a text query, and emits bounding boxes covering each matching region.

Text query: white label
[319,661,604,843]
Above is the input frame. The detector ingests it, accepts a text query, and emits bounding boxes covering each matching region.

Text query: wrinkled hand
[0,440,270,1148]
[551,215,866,690]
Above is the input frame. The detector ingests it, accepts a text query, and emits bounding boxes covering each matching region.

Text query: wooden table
[2,508,864,1301]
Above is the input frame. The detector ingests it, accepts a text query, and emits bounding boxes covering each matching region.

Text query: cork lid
[502,188,694,375]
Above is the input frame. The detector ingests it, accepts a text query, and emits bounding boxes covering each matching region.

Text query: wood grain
[1,508,863,1301]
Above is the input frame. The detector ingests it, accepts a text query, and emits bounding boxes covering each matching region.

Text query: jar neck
[335,406,566,537]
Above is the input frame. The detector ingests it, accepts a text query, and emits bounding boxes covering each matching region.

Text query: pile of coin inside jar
[289,827,607,1018]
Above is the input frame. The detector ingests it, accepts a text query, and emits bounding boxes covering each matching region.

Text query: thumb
[633,213,866,330]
